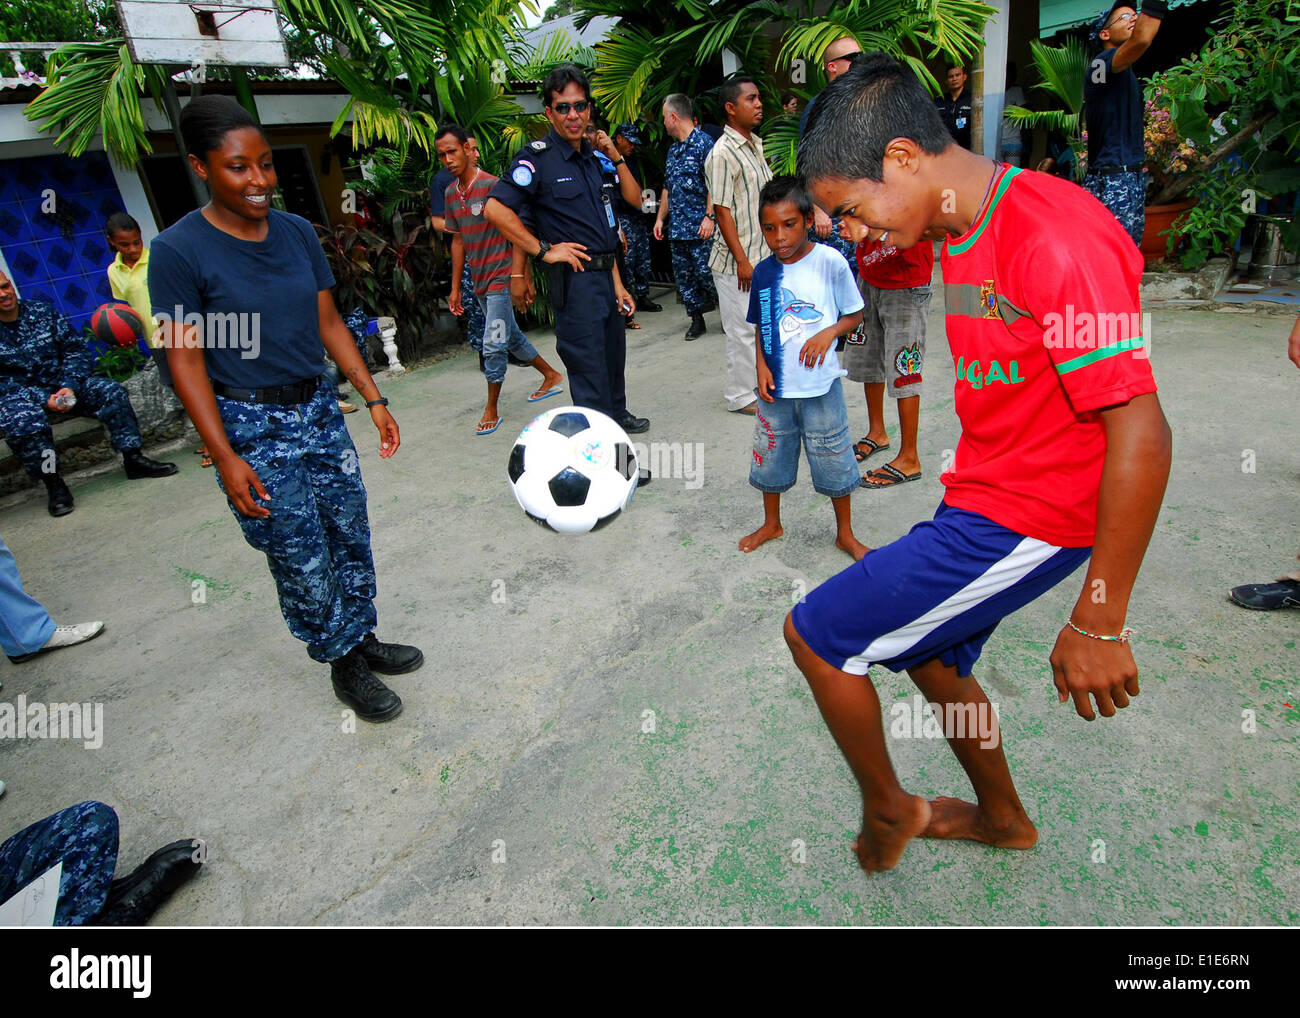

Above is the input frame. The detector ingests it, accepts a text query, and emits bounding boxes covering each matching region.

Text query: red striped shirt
[444,172,513,296]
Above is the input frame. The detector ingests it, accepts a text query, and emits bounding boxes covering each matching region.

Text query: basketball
[90,302,145,347]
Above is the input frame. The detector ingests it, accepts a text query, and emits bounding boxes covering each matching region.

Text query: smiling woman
[146,95,425,724]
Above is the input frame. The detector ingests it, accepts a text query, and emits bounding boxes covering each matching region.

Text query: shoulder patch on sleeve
[529,140,549,151]
[512,164,534,187]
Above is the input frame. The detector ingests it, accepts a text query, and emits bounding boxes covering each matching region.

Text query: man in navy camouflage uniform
[0,800,202,925]
[655,93,718,340]
[612,124,660,314]
[0,270,176,518]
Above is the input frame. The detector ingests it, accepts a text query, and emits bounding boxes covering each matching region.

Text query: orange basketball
[90,302,145,347]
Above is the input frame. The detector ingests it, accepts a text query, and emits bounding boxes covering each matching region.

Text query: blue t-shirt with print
[148,209,333,388]
[747,244,862,399]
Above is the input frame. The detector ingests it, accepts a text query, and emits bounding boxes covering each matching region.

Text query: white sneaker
[8,621,105,662]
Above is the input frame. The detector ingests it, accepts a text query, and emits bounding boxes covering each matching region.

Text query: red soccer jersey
[856,237,934,289]
[444,171,513,297]
[938,165,1157,547]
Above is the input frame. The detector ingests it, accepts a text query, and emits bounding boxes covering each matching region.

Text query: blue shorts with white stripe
[791,502,1091,677]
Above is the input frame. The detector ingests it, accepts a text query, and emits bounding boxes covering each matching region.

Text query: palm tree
[765,0,995,174]
[23,0,528,165]
[1001,37,1090,181]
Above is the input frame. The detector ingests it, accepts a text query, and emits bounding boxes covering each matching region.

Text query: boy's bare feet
[739,521,783,553]
[851,793,931,872]
[530,369,564,400]
[836,534,871,560]
[920,796,1038,849]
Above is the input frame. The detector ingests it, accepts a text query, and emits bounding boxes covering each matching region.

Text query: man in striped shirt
[703,75,771,415]
[437,125,564,436]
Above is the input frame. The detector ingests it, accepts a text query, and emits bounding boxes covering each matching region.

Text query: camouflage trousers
[618,213,652,298]
[215,379,377,662]
[0,376,142,480]
[670,238,717,313]
[809,219,857,263]
[0,800,118,925]
[1084,171,1145,247]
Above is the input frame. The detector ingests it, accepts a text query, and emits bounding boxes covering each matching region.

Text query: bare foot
[836,534,871,561]
[851,793,931,872]
[920,796,1038,849]
[739,521,783,553]
[532,371,563,399]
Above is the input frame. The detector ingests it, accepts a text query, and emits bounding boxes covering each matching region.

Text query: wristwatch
[365,398,389,409]
[611,158,625,167]
[537,240,552,258]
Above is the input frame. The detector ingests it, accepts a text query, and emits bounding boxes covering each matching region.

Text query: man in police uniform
[935,64,973,149]
[485,65,653,462]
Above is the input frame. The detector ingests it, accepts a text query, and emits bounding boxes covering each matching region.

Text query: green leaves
[24,41,169,167]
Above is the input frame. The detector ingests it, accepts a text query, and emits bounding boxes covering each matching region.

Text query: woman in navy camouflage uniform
[149,96,422,723]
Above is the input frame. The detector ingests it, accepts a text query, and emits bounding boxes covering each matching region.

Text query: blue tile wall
[0,152,125,332]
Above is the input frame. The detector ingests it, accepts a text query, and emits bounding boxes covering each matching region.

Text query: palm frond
[25,40,170,167]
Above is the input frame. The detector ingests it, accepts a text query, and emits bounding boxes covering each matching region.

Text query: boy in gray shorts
[842,235,935,487]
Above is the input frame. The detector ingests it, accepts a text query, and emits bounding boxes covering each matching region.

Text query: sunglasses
[824,52,861,69]
[549,100,591,115]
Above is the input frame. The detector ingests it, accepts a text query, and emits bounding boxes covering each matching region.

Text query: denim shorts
[749,378,861,498]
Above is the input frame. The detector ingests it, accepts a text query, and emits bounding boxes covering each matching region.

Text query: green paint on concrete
[1195,822,1209,836]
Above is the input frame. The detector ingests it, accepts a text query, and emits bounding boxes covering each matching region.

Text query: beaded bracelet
[1066,618,1134,643]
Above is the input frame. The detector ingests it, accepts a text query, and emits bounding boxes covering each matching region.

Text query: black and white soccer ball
[507,406,639,534]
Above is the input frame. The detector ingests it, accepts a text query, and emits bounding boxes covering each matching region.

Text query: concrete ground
[0,288,1296,926]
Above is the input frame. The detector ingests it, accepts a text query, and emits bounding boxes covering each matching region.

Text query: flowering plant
[1143,86,1197,204]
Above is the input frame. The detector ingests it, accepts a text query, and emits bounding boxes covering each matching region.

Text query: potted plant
[1139,83,1198,263]
[1142,0,1300,269]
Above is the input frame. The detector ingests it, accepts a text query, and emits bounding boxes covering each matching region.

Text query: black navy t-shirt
[148,209,333,388]
[429,167,454,217]
[1084,48,1143,168]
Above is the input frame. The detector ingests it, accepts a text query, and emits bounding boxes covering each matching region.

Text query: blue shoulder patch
[512,164,533,187]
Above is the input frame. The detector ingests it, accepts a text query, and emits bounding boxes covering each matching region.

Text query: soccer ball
[507,406,639,534]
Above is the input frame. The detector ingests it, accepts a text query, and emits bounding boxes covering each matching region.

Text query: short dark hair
[945,62,967,74]
[179,94,265,159]
[541,63,590,107]
[105,211,140,236]
[759,175,812,218]
[799,52,952,185]
[719,74,757,113]
[434,123,469,145]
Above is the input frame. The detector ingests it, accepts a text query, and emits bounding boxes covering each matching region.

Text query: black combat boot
[684,312,707,340]
[331,645,403,722]
[122,450,179,479]
[44,474,74,516]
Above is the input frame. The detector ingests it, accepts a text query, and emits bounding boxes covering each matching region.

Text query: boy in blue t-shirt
[740,176,868,559]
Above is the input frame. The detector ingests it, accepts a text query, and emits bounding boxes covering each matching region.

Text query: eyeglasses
[1106,11,1137,26]
[549,100,591,115]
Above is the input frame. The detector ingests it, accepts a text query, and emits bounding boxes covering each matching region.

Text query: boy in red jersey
[791,52,1172,873]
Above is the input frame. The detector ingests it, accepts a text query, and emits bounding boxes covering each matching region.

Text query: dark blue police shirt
[429,167,454,216]
[1084,48,1143,168]
[489,129,620,255]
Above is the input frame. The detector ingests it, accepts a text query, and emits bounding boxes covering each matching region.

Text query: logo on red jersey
[980,280,1000,320]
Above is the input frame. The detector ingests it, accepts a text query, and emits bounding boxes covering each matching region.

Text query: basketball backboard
[115,0,290,68]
